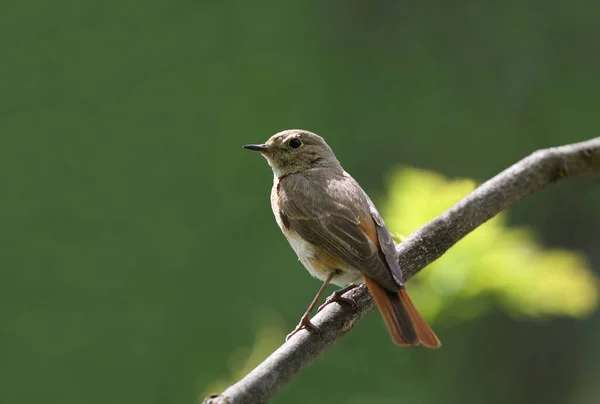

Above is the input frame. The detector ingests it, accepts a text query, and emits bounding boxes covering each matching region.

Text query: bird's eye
[289,138,302,149]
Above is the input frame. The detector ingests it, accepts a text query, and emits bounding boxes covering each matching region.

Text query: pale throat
[267,161,287,178]
[265,157,299,179]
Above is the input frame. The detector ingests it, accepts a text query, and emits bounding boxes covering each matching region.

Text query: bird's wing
[278,173,402,290]
[363,193,405,286]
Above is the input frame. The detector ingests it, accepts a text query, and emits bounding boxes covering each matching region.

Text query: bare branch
[202,138,600,404]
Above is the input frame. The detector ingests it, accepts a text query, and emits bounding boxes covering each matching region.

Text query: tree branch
[202,137,600,404]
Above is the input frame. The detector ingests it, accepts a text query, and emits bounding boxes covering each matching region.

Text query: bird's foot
[285,313,320,341]
[317,283,359,313]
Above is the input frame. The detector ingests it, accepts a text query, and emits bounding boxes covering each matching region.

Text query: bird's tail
[363,275,441,348]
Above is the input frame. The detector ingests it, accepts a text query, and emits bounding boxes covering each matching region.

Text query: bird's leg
[285,273,334,341]
[317,283,360,313]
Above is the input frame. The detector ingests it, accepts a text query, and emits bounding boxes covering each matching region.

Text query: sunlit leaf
[381,167,599,323]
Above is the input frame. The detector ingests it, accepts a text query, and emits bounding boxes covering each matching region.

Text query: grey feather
[277,169,403,291]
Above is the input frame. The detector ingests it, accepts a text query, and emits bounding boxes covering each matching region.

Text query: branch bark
[202,137,600,404]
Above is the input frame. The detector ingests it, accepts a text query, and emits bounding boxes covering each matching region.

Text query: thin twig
[202,137,600,404]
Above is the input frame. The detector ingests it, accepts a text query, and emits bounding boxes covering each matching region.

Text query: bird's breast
[281,227,315,264]
[269,174,362,286]
[280,225,361,286]
[281,227,332,281]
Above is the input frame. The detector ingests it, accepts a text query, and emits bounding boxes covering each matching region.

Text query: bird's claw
[285,313,320,341]
[317,285,359,313]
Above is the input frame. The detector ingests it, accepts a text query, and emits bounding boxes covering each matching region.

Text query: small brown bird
[244,129,440,348]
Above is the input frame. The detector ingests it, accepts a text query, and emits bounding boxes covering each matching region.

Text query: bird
[243,129,440,348]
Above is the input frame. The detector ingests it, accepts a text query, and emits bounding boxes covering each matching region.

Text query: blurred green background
[1,1,599,403]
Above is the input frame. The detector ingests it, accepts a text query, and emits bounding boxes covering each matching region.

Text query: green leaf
[381,167,599,323]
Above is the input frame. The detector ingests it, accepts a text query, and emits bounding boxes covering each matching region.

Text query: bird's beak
[243,143,269,152]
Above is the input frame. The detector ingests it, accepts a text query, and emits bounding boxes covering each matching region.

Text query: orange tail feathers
[364,275,441,348]
[397,288,441,348]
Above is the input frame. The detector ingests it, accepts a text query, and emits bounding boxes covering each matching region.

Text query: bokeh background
[2,1,600,403]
